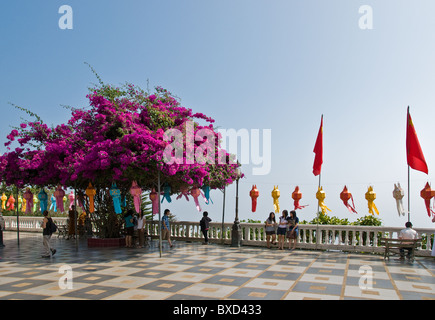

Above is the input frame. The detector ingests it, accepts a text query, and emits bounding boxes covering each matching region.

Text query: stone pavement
[0,232,434,300]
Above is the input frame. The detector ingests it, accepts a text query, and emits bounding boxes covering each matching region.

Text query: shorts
[161,229,170,240]
[125,226,134,236]
[277,228,287,236]
[266,230,276,236]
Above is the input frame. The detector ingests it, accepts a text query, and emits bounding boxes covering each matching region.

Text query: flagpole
[314,114,323,250]
[407,106,410,223]
[408,165,410,223]
[316,173,321,250]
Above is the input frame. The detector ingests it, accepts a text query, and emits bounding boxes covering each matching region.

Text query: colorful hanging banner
[420,182,435,217]
[129,181,142,214]
[68,191,75,210]
[250,185,259,212]
[109,183,122,214]
[6,195,15,210]
[316,186,331,215]
[176,186,190,201]
[190,186,202,212]
[340,185,357,214]
[23,188,33,215]
[161,183,172,203]
[38,189,48,213]
[292,186,307,210]
[50,194,57,212]
[33,194,38,212]
[392,183,405,217]
[54,185,65,213]
[20,196,25,212]
[202,185,213,205]
[149,188,159,215]
[1,193,6,210]
[76,190,85,210]
[85,182,96,213]
[271,186,280,213]
[365,186,379,215]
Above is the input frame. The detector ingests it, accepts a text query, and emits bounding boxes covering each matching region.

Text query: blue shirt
[124,215,134,228]
[162,215,170,230]
[288,217,299,230]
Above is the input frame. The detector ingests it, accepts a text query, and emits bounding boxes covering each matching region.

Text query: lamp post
[231,166,242,247]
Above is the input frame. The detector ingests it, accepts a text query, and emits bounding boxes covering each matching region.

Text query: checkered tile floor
[0,232,434,300]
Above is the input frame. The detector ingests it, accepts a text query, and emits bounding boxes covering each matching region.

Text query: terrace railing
[3,216,434,257]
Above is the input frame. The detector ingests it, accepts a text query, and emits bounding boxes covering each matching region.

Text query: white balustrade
[3,216,434,256]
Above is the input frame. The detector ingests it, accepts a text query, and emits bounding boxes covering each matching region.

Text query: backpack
[49,218,58,234]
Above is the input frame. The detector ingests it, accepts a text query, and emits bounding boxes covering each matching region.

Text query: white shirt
[398,228,418,239]
[137,216,146,229]
[278,216,288,228]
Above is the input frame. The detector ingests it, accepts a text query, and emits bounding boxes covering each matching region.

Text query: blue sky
[1,0,435,228]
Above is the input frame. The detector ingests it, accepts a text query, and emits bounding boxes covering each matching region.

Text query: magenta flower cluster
[0,83,242,193]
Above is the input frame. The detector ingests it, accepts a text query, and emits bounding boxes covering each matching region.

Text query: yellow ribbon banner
[316,186,331,215]
[365,186,379,215]
[271,185,280,213]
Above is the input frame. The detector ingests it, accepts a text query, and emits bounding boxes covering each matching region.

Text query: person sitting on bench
[398,222,418,260]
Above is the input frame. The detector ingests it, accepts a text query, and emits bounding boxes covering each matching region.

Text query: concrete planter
[87,237,126,248]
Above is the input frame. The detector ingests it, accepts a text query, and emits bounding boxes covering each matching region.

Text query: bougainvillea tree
[0,77,242,238]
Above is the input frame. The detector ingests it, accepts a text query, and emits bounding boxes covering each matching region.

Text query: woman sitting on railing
[277,210,289,250]
[265,212,277,249]
[287,210,299,250]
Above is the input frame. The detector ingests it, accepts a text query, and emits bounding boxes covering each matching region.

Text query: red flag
[406,107,428,174]
[313,115,323,176]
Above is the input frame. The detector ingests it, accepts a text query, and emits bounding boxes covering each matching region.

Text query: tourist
[200,211,212,245]
[42,210,56,258]
[67,205,77,240]
[123,209,135,248]
[132,213,138,247]
[287,210,299,250]
[398,221,418,260]
[264,212,277,249]
[277,210,289,250]
[137,209,147,248]
[78,210,86,236]
[0,211,5,247]
[161,209,173,248]
[85,212,93,237]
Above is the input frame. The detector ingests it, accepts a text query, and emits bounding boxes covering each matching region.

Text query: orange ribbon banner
[420,182,435,217]
[250,185,259,212]
[292,186,307,210]
[340,185,357,214]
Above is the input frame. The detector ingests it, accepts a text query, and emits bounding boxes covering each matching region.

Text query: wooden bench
[380,238,422,262]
